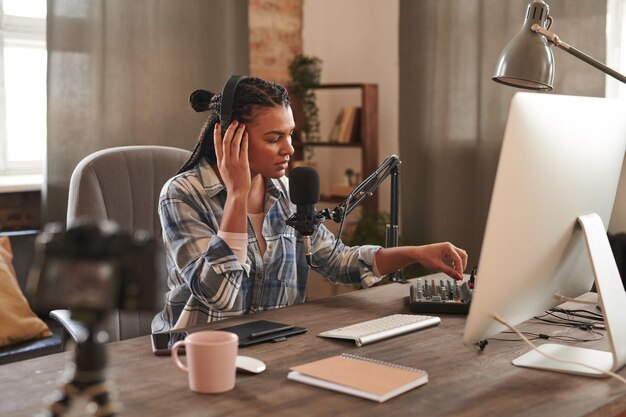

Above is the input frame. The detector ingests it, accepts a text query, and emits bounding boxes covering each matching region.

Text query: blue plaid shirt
[152,160,382,332]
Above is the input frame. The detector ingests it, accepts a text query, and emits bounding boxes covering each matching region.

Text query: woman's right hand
[214,120,251,197]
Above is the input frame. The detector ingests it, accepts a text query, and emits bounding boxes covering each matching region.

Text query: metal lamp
[493,0,626,91]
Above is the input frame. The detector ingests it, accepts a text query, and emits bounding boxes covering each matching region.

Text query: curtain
[399,0,607,267]
[606,0,626,232]
[606,0,626,99]
[46,0,249,223]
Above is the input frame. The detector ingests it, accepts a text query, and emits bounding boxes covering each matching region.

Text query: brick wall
[248,0,303,84]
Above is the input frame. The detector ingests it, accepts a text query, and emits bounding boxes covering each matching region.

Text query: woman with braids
[152,76,468,332]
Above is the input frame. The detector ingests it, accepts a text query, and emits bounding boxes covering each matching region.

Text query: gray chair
[51,145,191,342]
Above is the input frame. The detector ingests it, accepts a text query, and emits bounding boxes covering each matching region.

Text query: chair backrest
[66,145,191,341]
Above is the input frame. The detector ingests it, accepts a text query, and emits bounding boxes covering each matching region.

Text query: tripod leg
[43,378,80,417]
[84,381,116,417]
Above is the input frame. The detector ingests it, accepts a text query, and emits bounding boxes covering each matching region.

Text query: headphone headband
[220,75,247,132]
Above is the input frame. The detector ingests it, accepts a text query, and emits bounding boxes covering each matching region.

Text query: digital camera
[27,221,157,313]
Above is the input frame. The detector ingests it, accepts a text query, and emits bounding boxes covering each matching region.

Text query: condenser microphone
[286,166,325,266]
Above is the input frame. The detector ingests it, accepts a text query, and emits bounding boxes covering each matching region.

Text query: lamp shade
[492,0,555,90]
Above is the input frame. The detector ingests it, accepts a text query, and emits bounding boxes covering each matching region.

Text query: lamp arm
[532,24,626,84]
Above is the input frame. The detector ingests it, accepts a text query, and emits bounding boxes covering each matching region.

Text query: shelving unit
[291,83,379,213]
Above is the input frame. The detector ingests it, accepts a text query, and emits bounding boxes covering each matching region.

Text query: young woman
[152,76,467,332]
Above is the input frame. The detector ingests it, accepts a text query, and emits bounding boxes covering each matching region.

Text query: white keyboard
[318,314,441,347]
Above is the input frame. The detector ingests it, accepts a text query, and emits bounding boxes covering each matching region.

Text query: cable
[493,314,626,386]
[549,307,603,319]
[534,310,600,329]
[553,307,603,317]
[550,307,604,321]
[488,329,604,343]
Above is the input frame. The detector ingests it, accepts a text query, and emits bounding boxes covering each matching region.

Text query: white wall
[302,0,399,211]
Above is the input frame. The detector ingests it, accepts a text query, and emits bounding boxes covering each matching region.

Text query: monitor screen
[463,93,626,356]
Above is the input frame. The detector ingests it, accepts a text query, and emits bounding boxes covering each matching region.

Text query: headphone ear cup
[220,75,247,139]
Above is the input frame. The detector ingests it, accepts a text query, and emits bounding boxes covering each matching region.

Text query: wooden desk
[2,274,626,417]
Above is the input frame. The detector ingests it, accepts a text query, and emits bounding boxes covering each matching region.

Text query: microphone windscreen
[289,166,320,205]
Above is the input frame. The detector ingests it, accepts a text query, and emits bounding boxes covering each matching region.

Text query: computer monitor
[463,92,626,376]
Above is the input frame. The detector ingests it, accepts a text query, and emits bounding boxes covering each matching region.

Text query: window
[0,0,47,176]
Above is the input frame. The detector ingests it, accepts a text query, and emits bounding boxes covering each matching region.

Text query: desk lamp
[492,0,626,90]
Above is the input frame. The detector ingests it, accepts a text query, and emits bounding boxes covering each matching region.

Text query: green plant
[348,209,390,247]
[288,54,322,144]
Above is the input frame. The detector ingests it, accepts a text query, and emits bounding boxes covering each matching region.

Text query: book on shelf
[287,353,428,403]
[328,108,345,143]
[337,106,361,143]
[349,107,361,143]
[328,106,361,143]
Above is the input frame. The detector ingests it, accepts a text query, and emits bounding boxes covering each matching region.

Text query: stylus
[249,324,295,339]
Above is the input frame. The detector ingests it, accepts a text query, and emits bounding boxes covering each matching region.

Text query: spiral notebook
[287,353,428,402]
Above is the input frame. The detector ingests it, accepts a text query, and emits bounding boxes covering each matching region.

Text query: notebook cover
[288,354,428,402]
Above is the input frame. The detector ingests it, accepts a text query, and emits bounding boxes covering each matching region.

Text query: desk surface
[2,273,626,417]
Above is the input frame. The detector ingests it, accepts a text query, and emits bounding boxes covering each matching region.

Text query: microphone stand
[320,155,404,282]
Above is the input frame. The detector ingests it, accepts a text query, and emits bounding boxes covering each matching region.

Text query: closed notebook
[288,353,428,402]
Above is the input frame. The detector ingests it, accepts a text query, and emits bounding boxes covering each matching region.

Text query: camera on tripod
[26,221,157,315]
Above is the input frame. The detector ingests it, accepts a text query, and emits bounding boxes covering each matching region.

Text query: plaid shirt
[152,160,382,332]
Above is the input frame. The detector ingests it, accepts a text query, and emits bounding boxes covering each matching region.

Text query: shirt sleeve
[309,223,383,288]
[159,183,250,312]
[217,230,248,264]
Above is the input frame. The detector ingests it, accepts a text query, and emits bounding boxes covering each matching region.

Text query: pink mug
[171,330,239,394]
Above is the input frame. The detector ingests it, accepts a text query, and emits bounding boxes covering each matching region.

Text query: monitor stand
[512,213,626,377]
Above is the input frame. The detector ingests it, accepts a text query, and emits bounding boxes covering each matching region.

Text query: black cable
[533,310,598,329]
[550,307,604,321]
[488,329,604,343]
[479,309,606,352]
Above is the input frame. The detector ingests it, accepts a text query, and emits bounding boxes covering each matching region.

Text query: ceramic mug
[171,330,239,394]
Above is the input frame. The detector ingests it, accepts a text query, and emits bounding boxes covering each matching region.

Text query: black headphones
[204,75,247,163]
[220,75,248,138]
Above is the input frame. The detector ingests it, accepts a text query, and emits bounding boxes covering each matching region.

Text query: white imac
[463,92,626,376]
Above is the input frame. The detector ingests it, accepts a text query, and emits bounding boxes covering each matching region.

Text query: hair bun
[189,89,215,112]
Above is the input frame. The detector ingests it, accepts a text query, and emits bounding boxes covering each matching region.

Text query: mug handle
[171,340,188,372]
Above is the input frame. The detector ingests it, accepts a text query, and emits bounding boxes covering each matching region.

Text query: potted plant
[348,209,390,247]
[288,54,322,144]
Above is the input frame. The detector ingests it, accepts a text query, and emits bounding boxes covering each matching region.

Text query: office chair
[50,145,191,343]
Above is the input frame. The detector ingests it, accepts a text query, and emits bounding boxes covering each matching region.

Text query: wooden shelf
[319,194,347,203]
[293,141,362,148]
[292,83,378,213]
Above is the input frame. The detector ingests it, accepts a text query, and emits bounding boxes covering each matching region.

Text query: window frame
[0,13,46,176]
